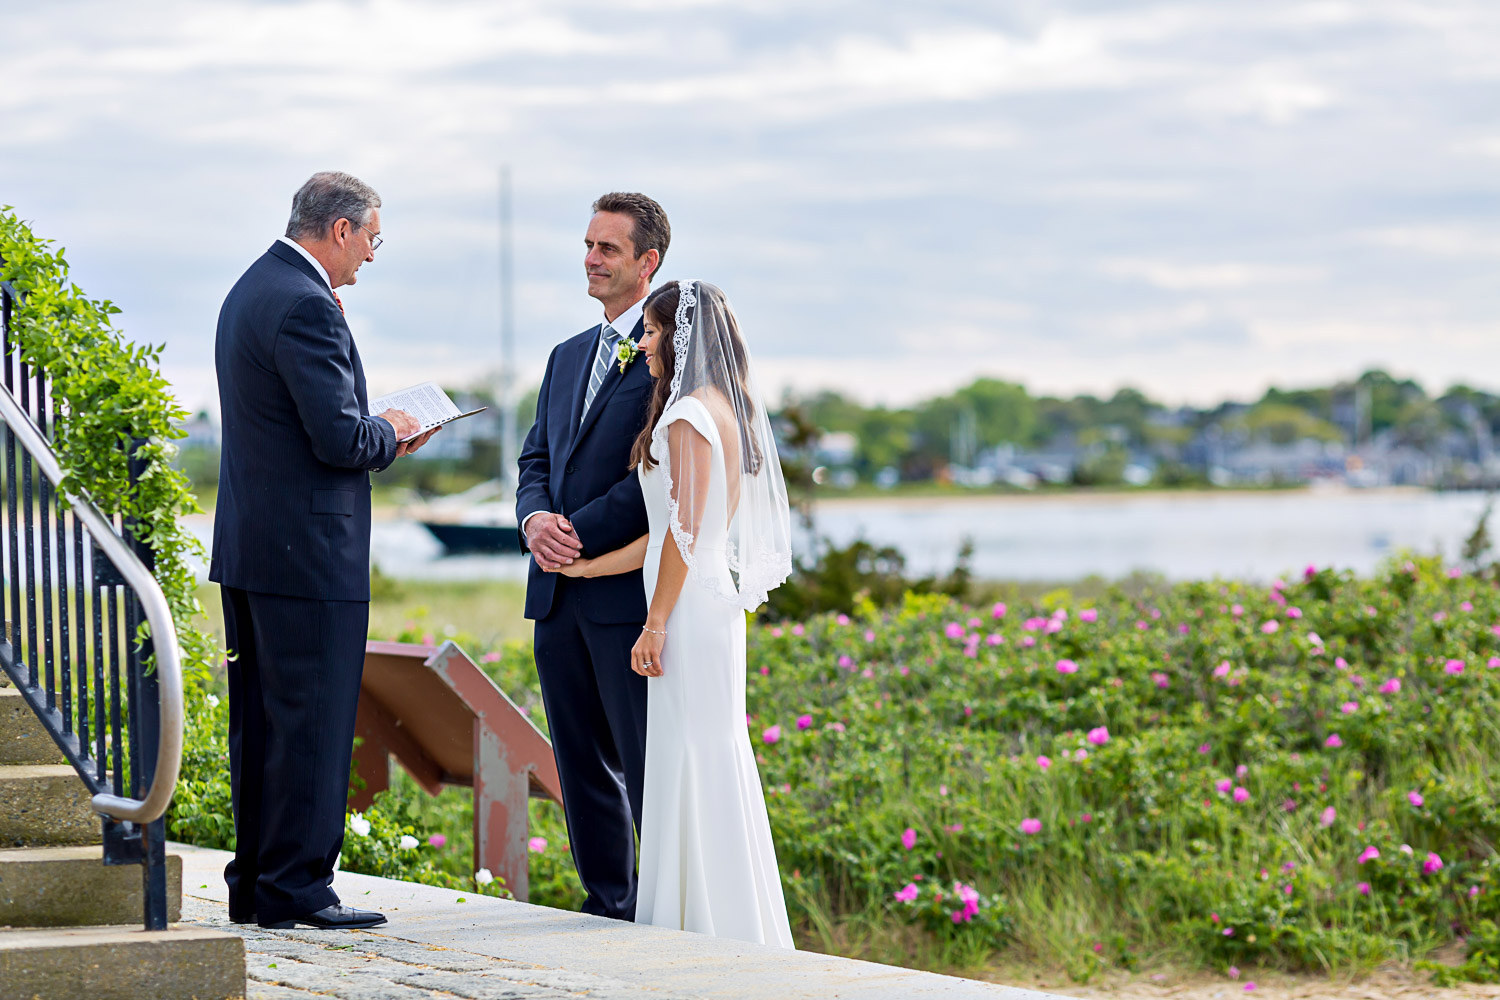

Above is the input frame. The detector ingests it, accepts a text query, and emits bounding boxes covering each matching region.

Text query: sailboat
[418,167,523,557]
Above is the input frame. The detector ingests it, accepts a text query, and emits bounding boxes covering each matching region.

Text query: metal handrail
[0,384,183,824]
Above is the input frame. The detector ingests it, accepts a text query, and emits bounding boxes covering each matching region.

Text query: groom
[516,192,668,919]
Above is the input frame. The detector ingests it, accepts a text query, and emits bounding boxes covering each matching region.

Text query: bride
[557,279,795,948]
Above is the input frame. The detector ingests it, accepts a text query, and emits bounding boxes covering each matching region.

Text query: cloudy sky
[2,0,1498,413]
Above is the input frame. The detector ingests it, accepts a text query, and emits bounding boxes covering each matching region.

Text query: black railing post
[126,439,168,931]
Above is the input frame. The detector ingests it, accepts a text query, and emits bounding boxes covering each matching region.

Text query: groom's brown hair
[592,192,670,277]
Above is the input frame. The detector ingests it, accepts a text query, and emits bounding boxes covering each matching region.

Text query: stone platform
[175,843,1075,1000]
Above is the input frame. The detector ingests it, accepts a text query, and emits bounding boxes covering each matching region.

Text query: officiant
[210,171,437,930]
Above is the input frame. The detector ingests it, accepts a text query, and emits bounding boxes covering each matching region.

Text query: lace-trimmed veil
[654,280,793,611]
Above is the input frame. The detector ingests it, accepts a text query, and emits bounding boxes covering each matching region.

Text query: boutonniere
[615,337,639,374]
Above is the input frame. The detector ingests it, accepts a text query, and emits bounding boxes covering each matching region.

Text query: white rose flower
[349,813,371,837]
[206,693,220,708]
[474,868,494,885]
[399,835,418,850]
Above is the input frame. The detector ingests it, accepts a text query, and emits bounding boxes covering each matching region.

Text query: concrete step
[0,846,182,927]
[0,686,67,766]
[0,924,245,1000]
[0,764,99,848]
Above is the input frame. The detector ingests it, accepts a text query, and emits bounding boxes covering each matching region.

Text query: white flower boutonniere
[615,337,639,374]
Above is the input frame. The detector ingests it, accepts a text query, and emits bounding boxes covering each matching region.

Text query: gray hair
[285,171,381,240]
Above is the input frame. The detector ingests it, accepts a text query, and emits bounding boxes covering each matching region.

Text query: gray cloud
[0,0,1496,412]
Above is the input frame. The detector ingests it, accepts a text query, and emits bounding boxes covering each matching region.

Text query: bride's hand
[557,558,592,578]
[631,626,665,677]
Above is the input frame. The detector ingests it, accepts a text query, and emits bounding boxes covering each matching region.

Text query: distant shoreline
[810,484,1434,510]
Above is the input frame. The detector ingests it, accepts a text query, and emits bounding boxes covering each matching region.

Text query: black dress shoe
[260,903,387,930]
[230,913,256,924]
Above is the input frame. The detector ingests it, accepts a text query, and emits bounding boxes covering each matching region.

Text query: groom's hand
[526,512,582,570]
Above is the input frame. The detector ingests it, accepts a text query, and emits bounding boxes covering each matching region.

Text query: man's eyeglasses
[356,223,383,252]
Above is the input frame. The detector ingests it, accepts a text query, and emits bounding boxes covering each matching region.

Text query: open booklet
[369,381,487,442]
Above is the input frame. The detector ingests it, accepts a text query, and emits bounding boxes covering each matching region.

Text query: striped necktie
[580,323,622,423]
[332,289,344,315]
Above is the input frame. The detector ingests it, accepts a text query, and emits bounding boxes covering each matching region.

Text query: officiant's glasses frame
[356,222,383,252]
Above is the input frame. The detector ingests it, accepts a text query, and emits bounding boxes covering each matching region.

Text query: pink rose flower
[1086,726,1110,745]
[1036,755,1052,771]
[796,714,813,730]
[1341,701,1358,714]
[1321,806,1337,826]
[1020,818,1042,835]
[1216,778,1233,794]
[1408,791,1424,807]
[1357,881,1371,895]
[1152,672,1170,688]
[1261,620,1280,634]
[762,725,781,744]
[1378,677,1400,694]
[1287,607,1302,619]
[1424,852,1444,874]
[1056,659,1079,674]
[837,614,850,626]
[1325,734,1343,748]
[893,883,919,902]
[992,602,1007,618]
[528,836,548,853]
[428,834,447,848]
[1357,846,1379,864]
[1444,659,1465,675]
[1232,786,1250,803]
[901,828,917,850]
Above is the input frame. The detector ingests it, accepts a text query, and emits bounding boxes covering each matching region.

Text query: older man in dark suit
[211,171,434,930]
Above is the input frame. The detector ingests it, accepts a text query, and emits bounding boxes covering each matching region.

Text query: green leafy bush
[0,209,218,682]
[174,554,1500,982]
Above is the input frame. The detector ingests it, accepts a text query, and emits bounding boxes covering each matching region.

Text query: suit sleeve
[273,293,398,471]
[515,347,558,551]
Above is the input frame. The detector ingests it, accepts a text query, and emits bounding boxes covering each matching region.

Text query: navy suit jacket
[209,241,398,602]
[516,320,652,622]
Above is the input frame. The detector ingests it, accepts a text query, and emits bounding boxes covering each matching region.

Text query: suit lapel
[568,317,645,461]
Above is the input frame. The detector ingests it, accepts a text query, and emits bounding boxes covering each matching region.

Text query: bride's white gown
[635,396,795,948]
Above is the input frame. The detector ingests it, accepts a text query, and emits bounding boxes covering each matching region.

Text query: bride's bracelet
[641,626,667,636]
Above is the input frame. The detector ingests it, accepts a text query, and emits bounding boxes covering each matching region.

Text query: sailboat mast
[499,165,517,490]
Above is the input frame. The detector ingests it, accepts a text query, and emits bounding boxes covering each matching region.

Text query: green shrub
[0,209,219,683]
[174,553,1500,983]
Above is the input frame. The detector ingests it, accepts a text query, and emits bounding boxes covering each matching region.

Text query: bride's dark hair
[629,280,763,474]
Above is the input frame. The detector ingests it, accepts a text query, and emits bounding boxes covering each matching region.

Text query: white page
[369,380,461,430]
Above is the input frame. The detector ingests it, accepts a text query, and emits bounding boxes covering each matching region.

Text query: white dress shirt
[277,236,332,289]
[521,292,650,540]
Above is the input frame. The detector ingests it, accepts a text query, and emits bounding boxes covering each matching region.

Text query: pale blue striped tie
[580,323,621,423]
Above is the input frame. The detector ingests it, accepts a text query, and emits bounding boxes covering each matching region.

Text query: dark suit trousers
[533,576,649,920]
[221,586,368,925]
